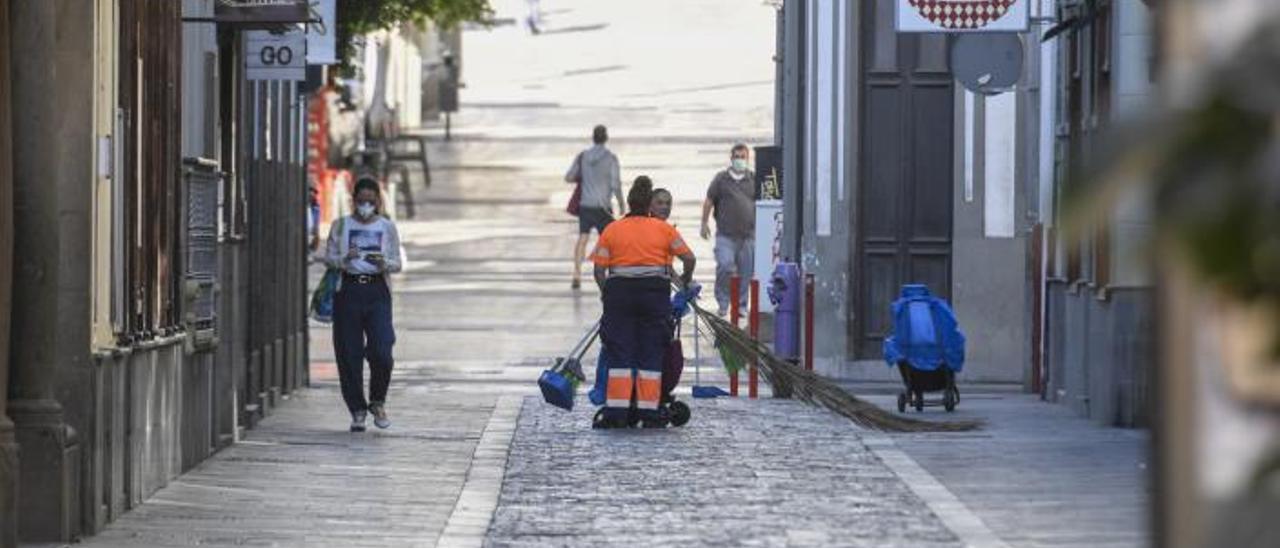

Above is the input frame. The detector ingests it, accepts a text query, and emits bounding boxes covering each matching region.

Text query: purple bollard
[769,262,801,360]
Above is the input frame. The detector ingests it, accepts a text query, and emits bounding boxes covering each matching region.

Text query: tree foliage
[335,0,492,69]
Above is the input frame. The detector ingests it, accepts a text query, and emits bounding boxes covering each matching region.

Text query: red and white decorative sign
[897,0,1029,33]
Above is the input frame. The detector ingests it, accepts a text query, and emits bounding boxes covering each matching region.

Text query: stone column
[0,1,19,545]
[6,0,79,541]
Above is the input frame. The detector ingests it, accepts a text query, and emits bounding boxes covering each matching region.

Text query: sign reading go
[246,30,306,81]
[897,0,1029,33]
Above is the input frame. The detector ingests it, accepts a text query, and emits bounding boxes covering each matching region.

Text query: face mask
[356,202,376,219]
[731,158,748,172]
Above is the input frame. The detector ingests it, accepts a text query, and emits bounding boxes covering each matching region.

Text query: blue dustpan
[692,385,731,399]
[539,357,584,411]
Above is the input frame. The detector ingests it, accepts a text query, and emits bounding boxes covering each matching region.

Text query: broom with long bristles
[690,301,981,433]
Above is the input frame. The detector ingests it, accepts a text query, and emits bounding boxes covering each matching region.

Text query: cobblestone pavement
[486,397,961,548]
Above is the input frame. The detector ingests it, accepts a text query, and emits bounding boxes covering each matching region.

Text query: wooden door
[853,0,955,358]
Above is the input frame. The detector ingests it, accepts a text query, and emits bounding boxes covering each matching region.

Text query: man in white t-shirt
[325,177,403,432]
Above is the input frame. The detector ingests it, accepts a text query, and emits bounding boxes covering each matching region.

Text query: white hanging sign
[246,30,307,81]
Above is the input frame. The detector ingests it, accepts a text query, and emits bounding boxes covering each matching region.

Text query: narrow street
[65,1,1145,547]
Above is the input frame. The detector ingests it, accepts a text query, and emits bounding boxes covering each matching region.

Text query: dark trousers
[600,277,671,421]
[333,279,396,413]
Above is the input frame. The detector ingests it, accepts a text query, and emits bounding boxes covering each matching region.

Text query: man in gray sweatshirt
[566,125,625,289]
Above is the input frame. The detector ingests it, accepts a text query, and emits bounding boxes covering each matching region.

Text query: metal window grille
[184,158,221,352]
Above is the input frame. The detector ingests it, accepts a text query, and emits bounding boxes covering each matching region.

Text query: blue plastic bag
[587,348,608,407]
[882,284,965,372]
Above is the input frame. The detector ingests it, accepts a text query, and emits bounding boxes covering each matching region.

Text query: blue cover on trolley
[882,284,965,372]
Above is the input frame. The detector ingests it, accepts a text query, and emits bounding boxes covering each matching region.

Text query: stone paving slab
[869,392,1150,548]
[485,397,963,548]
[76,382,500,548]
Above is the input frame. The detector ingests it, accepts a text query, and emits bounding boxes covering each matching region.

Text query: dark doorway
[852,0,955,359]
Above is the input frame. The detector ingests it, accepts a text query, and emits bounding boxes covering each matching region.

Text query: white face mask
[731,158,748,172]
[356,202,376,219]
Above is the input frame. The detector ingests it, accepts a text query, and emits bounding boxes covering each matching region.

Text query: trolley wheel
[897,393,907,413]
[669,401,691,427]
[914,390,924,412]
[591,408,610,429]
[943,387,959,412]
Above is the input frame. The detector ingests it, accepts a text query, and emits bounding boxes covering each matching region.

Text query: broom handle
[692,314,699,384]
[569,320,601,359]
[574,329,600,361]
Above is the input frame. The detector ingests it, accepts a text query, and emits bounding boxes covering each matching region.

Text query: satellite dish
[950,33,1024,96]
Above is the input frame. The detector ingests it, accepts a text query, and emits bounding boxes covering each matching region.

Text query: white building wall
[181,0,218,159]
[1109,0,1156,287]
[802,0,855,373]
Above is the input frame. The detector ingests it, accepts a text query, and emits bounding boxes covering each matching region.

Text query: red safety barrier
[748,279,760,399]
[729,275,741,396]
[804,273,815,372]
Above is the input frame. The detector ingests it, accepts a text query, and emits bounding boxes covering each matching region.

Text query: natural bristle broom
[691,301,981,433]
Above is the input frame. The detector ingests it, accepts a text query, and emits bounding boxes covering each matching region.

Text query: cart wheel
[669,401,691,427]
[943,388,958,412]
[592,408,608,429]
[897,393,907,413]
[914,391,924,412]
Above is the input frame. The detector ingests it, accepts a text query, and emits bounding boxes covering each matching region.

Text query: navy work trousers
[332,278,396,413]
[600,277,671,421]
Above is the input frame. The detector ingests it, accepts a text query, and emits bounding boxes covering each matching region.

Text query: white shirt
[324,214,403,275]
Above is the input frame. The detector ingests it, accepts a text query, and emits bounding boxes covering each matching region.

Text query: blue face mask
[731,158,748,172]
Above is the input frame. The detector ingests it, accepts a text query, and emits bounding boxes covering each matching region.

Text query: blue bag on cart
[588,349,609,407]
[882,284,965,372]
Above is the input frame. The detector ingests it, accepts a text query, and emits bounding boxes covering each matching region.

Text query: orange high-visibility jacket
[591,216,690,278]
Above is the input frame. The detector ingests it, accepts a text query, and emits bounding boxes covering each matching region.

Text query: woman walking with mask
[325,177,403,432]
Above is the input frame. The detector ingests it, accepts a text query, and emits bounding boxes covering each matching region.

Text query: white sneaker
[350,410,368,432]
[370,404,391,429]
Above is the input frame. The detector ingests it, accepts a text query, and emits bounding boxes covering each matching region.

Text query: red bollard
[749,280,760,399]
[729,275,741,396]
[804,273,815,372]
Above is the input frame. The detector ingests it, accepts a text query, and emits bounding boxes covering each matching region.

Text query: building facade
[0,0,313,543]
[778,0,1154,426]
[1040,0,1156,427]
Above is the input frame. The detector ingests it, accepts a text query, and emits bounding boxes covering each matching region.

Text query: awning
[183,0,311,29]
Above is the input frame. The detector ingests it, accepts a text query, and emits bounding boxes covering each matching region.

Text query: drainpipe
[780,0,805,261]
[0,2,19,544]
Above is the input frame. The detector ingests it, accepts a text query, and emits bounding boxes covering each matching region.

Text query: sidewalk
[868,391,1149,548]
[68,375,1147,547]
[72,371,502,548]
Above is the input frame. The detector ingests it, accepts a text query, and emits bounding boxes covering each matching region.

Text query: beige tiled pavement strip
[437,395,521,548]
[863,435,1012,548]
